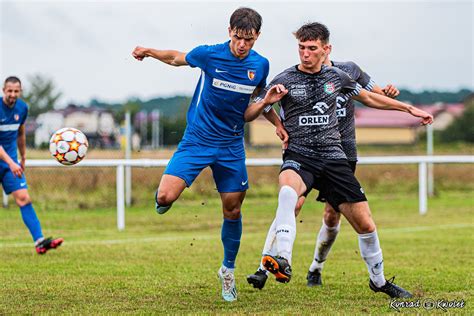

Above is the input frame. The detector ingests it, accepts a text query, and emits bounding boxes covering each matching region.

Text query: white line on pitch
[0,223,472,248]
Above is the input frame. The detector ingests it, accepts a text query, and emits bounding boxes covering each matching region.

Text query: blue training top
[183,41,269,146]
[0,98,28,166]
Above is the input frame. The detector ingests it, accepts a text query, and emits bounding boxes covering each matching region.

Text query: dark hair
[4,76,21,86]
[294,22,330,43]
[230,7,262,35]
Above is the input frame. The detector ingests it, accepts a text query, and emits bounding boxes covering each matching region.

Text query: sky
[1,0,473,105]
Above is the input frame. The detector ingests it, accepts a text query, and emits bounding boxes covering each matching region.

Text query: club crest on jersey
[324,82,335,94]
[247,70,256,81]
[14,114,19,121]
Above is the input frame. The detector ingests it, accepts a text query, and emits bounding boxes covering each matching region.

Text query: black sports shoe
[35,237,64,255]
[247,269,268,290]
[369,276,413,298]
[306,270,322,287]
[262,255,292,283]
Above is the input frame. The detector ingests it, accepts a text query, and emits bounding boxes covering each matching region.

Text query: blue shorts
[0,164,28,194]
[164,140,248,193]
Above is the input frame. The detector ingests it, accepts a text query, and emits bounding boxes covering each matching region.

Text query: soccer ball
[49,127,89,165]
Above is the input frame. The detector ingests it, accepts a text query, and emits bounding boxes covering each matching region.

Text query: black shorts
[280,151,366,211]
[316,160,357,203]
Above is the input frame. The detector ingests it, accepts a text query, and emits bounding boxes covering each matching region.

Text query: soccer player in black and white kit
[245,22,433,298]
[247,51,401,289]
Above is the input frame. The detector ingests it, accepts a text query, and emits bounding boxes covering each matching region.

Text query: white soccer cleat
[217,266,237,302]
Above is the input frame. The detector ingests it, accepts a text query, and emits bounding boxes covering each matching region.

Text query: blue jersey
[184,41,269,146]
[0,98,28,166]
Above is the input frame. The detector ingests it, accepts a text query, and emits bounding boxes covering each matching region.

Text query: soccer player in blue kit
[132,7,287,301]
[0,76,63,254]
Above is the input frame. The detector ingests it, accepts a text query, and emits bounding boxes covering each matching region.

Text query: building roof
[355,103,464,128]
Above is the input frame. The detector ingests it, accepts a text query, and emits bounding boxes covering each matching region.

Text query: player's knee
[223,208,241,220]
[15,193,31,207]
[324,204,340,227]
[156,189,176,206]
[358,222,376,234]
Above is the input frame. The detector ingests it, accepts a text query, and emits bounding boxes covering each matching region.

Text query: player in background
[132,7,287,302]
[244,22,433,298]
[0,76,63,254]
[247,47,401,289]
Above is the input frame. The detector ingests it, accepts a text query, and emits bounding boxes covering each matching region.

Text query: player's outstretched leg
[35,237,64,254]
[262,254,292,283]
[247,218,277,289]
[307,206,341,287]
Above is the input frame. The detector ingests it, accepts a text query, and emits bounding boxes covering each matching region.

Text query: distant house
[34,104,118,148]
[248,103,465,146]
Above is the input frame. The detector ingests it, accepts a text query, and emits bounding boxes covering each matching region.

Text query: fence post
[117,164,125,231]
[419,162,428,215]
[125,111,132,207]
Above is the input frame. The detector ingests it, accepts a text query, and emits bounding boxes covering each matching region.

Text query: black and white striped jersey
[258,65,362,159]
[332,61,375,161]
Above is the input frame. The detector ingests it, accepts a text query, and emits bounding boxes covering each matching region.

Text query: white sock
[259,219,277,272]
[221,265,235,274]
[309,220,340,272]
[358,231,386,288]
[275,186,298,263]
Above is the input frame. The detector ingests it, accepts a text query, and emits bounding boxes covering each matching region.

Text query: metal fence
[3,155,473,230]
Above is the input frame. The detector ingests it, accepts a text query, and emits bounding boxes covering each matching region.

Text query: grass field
[0,189,472,314]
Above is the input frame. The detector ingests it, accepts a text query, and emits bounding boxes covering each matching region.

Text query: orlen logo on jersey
[14,114,19,121]
[299,115,329,126]
[299,101,330,125]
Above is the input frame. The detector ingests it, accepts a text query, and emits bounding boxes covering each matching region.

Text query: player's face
[228,28,260,59]
[2,82,22,106]
[298,39,330,72]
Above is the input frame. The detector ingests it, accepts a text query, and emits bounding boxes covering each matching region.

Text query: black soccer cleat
[247,269,268,290]
[36,237,64,255]
[369,276,413,298]
[306,270,322,287]
[262,255,292,283]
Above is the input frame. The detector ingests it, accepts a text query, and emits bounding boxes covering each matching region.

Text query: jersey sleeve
[336,68,362,98]
[185,45,211,70]
[20,102,28,125]
[257,58,270,89]
[348,61,375,91]
[254,72,286,113]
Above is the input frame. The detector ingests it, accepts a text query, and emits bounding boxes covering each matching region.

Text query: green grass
[0,190,472,314]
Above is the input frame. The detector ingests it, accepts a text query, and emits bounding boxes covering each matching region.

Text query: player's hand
[410,108,434,125]
[275,125,289,150]
[9,162,23,178]
[382,84,399,98]
[132,46,147,61]
[264,84,288,105]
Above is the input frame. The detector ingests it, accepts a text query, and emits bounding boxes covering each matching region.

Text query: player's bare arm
[132,46,188,66]
[17,124,27,170]
[0,145,23,177]
[244,84,288,122]
[353,90,433,125]
[371,84,400,99]
[263,110,289,148]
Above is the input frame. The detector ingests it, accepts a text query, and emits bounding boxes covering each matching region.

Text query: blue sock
[20,203,43,242]
[221,216,242,269]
